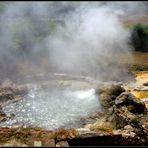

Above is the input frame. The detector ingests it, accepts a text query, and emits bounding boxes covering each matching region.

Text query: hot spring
[0,78,102,130]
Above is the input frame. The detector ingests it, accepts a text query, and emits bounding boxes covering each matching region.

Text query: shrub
[130,23,148,52]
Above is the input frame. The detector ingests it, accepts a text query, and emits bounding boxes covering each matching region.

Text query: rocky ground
[0,52,147,146]
[0,74,147,146]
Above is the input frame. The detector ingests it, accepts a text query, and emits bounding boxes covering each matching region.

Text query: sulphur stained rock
[84,115,114,132]
[115,92,146,114]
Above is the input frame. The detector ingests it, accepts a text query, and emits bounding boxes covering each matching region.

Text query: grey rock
[96,83,125,110]
[96,83,125,96]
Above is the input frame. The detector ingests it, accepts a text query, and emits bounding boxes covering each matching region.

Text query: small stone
[3,143,14,147]
[130,132,136,138]
[113,130,120,135]
[56,141,69,147]
[108,107,114,115]
[142,125,146,128]
[43,139,55,147]
[122,133,131,137]
[143,82,148,86]
[76,128,90,132]
[34,141,42,147]
[20,144,29,147]
[124,125,134,131]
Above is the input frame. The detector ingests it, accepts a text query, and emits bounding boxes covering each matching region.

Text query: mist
[45,5,131,81]
[0,1,147,83]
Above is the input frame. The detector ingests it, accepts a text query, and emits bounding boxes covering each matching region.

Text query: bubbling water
[1,87,102,130]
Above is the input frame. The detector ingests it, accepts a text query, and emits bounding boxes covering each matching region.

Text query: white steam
[0,2,147,82]
[45,6,131,81]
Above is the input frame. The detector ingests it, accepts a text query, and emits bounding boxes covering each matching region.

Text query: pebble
[34,141,42,147]
[113,130,120,135]
[3,143,14,147]
[43,139,55,147]
[20,144,29,147]
[56,141,69,147]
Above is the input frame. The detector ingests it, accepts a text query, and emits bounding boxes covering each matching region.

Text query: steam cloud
[45,6,131,81]
[0,2,147,83]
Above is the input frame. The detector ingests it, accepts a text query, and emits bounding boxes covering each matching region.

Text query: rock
[34,141,42,147]
[1,139,29,147]
[96,83,125,96]
[113,106,138,129]
[1,80,15,88]
[84,115,114,132]
[77,111,104,127]
[42,139,55,147]
[141,98,148,103]
[3,143,14,147]
[143,82,148,86]
[122,125,136,137]
[56,141,69,147]
[113,104,147,144]
[123,125,134,131]
[20,144,29,147]
[146,136,148,144]
[112,130,121,135]
[0,105,7,122]
[0,84,28,105]
[0,105,5,115]
[115,93,127,106]
[107,107,114,115]
[76,128,90,133]
[96,83,125,110]
[121,131,136,138]
[12,86,28,96]
[54,128,78,142]
[99,94,114,109]
[0,90,14,102]
[6,113,15,119]
[115,92,146,114]
[67,129,144,146]
[0,80,28,103]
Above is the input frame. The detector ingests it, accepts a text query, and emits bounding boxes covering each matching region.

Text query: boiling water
[1,87,102,130]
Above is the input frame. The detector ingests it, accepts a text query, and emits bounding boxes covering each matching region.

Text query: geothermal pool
[0,85,102,130]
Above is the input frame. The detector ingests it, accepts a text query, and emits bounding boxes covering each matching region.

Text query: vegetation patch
[130,23,148,52]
